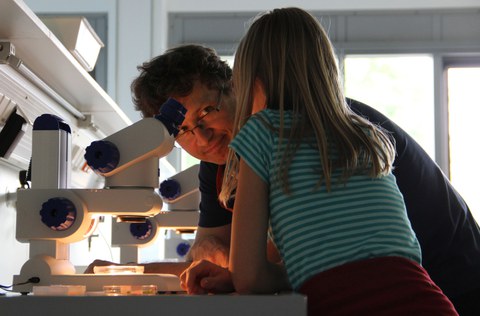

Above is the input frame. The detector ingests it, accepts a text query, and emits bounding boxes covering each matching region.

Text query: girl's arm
[230,159,290,294]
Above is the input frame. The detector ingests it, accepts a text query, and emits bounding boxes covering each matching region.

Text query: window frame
[169,9,480,176]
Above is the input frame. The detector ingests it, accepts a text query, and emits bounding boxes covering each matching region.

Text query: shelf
[0,0,131,136]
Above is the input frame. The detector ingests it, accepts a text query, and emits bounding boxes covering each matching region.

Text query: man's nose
[195,126,211,146]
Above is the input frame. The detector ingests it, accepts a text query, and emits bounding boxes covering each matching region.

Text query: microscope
[13,99,190,294]
[111,163,200,264]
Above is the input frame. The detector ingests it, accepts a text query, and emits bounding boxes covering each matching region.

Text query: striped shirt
[229,109,421,290]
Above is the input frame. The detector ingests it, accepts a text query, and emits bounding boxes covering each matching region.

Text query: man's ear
[252,78,267,114]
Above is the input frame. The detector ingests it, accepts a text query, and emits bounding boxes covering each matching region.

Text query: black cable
[0,277,40,291]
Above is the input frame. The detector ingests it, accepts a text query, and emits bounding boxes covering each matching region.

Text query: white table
[0,293,307,316]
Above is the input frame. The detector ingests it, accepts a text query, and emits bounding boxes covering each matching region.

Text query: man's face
[173,82,234,165]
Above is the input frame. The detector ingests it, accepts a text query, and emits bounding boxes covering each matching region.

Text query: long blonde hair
[219,7,395,204]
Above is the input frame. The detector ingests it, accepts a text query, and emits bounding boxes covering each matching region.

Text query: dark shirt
[347,98,480,301]
[198,161,232,227]
[197,98,480,302]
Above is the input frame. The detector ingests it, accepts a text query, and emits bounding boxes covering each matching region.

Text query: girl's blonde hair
[219,7,395,204]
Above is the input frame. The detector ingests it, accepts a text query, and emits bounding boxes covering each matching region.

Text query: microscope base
[13,255,183,294]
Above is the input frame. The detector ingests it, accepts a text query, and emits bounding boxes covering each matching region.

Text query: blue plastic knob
[176,242,191,257]
[129,219,153,240]
[155,98,187,137]
[39,197,76,231]
[159,179,181,201]
[84,140,120,173]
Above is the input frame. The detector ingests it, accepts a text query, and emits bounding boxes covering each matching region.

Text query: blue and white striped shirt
[230,109,421,290]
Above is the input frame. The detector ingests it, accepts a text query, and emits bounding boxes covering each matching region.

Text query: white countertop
[0,293,307,316]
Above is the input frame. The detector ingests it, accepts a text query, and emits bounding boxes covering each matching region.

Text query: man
[90,44,480,315]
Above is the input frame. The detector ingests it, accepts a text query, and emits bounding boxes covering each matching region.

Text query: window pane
[344,55,435,159]
[448,67,480,221]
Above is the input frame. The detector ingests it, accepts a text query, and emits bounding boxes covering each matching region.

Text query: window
[343,55,435,159]
[447,66,480,220]
[343,54,480,220]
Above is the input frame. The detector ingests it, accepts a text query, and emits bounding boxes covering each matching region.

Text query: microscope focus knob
[39,197,76,231]
[84,140,120,173]
[159,179,181,201]
[176,242,191,257]
[129,219,153,240]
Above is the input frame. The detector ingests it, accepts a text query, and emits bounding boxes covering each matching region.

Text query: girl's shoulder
[252,109,294,127]
[253,108,277,119]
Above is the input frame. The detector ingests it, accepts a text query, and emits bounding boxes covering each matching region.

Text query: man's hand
[180,260,234,294]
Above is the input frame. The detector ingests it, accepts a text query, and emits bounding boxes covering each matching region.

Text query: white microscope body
[13,99,187,294]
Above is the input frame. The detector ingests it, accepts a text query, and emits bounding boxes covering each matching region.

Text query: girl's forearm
[232,261,291,294]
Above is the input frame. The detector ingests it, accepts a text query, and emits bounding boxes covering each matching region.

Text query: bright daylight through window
[344,55,480,222]
[344,55,435,159]
[447,67,480,221]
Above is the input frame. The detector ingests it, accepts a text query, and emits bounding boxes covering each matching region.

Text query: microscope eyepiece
[155,98,187,137]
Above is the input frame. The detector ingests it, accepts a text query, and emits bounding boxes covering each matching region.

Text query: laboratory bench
[0,293,306,316]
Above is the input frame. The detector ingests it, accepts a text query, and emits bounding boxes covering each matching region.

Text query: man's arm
[186,224,231,267]
[84,225,233,275]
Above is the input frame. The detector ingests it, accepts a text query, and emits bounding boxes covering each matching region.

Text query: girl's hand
[180,260,234,294]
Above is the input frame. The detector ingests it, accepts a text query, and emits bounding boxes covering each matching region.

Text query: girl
[181,7,457,315]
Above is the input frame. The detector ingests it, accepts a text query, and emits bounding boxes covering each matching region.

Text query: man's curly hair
[131,44,232,118]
